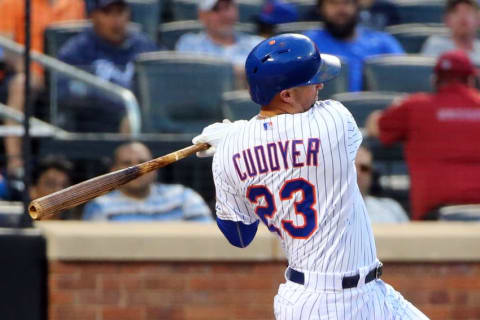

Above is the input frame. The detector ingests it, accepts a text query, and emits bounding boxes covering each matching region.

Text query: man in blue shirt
[57,0,157,132]
[83,142,213,222]
[304,0,404,91]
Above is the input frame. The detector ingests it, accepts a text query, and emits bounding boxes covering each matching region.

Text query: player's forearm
[216,217,259,248]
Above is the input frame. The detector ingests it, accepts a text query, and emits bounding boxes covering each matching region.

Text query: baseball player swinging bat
[28,143,210,220]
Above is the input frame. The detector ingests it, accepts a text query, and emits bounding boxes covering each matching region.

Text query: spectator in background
[366,50,480,220]
[57,0,157,133]
[83,142,213,222]
[30,155,75,220]
[303,0,404,91]
[256,0,299,38]
[0,0,85,177]
[357,0,400,30]
[422,0,480,65]
[356,144,409,223]
[175,0,263,89]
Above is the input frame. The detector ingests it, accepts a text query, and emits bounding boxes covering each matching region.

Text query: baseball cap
[258,0,299,25]
[87,0,127,13]
[434,50,477,77]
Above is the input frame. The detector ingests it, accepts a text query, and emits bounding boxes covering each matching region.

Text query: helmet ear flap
[245,33,340,106]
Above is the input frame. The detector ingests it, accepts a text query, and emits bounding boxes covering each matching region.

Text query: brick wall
[49,261,480,320]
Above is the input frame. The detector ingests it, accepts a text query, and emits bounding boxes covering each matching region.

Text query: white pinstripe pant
[274,279,429,319]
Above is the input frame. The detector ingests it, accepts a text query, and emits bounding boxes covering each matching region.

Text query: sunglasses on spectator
[358,164,372,173]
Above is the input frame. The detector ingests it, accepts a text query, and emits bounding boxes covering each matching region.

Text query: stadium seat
[134,52,235,133]
[331,91,404,128]
[171,0,262,22]
[274,21,323,35]
[364,55,436,93]
[394,0,445,24]
[127,0,162,41]
[44,20,90,57]
[158,21,256,50]
[386,23,449,53]
[222,90,259,121]
[290,0,317,21]
[44,21,141,57]
[318,58,349,100]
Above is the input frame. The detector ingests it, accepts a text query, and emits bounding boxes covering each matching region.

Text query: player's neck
[257,109,285,118]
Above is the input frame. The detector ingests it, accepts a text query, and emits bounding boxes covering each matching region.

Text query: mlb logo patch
[263,121,273,130]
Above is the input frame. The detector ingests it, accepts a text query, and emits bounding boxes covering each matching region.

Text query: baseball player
[193,34,429,319]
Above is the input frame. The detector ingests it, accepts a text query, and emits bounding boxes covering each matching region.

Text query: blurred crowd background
[0,0,479,225]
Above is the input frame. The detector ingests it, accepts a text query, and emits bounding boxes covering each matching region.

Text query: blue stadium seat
[364,54,436,93]
[394,0,445,24]
[134,52,235,133]
[158,20,256,50]
[331,91,404,128]
[222,90,259,121]
[386,23,449,53]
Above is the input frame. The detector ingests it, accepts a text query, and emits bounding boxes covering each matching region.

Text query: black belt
[286,264,383,289]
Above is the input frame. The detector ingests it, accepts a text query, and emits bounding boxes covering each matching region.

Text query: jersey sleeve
[378,97,410,145]
[212,152,259,225]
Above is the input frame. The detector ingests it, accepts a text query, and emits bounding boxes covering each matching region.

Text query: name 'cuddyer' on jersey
[232,139,321,180]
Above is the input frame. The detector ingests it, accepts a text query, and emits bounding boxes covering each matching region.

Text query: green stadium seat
[44,20,90,57]
[44,21,141,57]
[134,52,235,133]
[158,20,256,50]
[222,90,259,121]
[394,0,445,24]
[127,0,162,41]
[364,54,436,93]
[331,91,404,127]
[386,23,449,53]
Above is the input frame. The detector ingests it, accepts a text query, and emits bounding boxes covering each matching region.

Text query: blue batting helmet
[245,33,341,106]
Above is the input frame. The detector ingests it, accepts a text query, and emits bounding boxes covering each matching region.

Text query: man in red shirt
[366,50,480,220]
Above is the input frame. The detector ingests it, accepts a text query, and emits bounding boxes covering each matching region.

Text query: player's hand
[193,119,247,157]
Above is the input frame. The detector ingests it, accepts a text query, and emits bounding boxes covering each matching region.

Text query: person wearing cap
[175,0,264,88]
[303,0,404,92]
[366,50,480,220]
[256,0,299,38]
[56,0,158,133]
[422,0,480,65]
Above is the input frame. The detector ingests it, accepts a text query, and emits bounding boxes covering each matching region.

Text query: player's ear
[279,89,293,104]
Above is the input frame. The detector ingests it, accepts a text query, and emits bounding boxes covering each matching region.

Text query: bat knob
[29,203,40,220]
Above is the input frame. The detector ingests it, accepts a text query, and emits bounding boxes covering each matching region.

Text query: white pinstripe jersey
[213,100,377,273]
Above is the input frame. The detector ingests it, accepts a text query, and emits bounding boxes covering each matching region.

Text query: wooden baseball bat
[28,143,210,220]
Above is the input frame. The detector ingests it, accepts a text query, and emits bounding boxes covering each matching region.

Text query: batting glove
[192,119,247,157]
